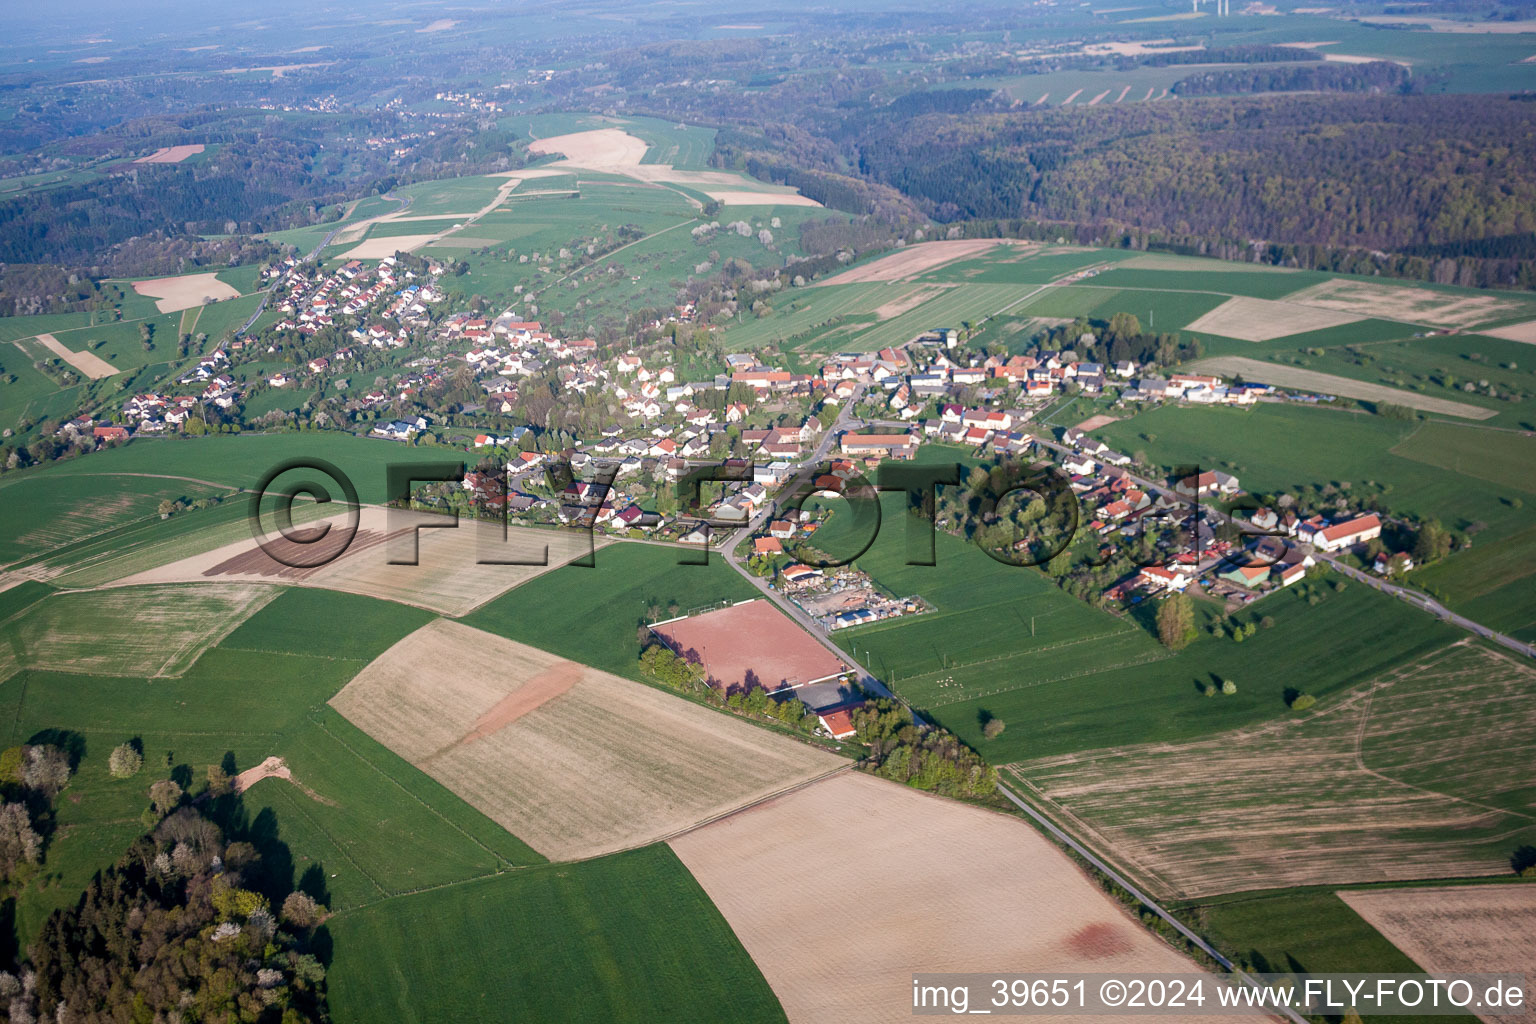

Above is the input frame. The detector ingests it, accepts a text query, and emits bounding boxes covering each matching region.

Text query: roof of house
[1318,514,1381,543]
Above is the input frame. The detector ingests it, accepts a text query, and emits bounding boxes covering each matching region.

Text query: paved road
[1317,552,1536,659]
[995,780,1305,1024]
[711,380,909,703]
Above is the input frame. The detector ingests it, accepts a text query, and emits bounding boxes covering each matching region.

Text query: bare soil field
[702,189,822,207]
[303,514,595,616]
[1010,644,1536,899]
[8,583,274,677]
[523,129,817,208]
[1481,319,1536,345]
[670,772,1259,1024]
[1340,886,1536,1024]
[123,506,592,616]
[338,234,443,260]
[134,144,205,164]
[1184,295,1364,341]
[330,620,844,860]
[30,334,117,378]
[1074,414,1120,431]
[650,599,849,691]
[1188,356,1498,419]
[1286,279,1531,330]
[527,128,650,167]
[814,239,1026,286]
[131,273,242,313]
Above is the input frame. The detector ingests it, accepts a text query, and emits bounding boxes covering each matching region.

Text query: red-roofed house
[818,709,857,740]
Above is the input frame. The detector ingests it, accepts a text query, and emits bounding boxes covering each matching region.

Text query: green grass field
[0,468,231,565]
[326,845,786,1024]
[0,583,543,937]
[393,175,512,216]
[1225,333,1536,429]
[461,541,758,678]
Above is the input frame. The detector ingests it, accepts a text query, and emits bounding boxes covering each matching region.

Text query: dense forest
[7,799,329,1023]
[841,94,1536,251]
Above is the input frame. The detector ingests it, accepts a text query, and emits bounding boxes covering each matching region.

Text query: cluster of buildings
[265,255,442,339]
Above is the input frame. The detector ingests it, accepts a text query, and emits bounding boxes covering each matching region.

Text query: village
[59,246,1416,627]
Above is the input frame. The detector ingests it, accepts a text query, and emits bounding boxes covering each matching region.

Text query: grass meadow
[326,845,786,1024]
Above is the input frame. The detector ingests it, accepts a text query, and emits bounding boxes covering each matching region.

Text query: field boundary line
[327,867,529,917]
[309,713,524,869]
[919,648,1174,707]
[1351,646,1536,823]
[1001,766,1181,900]
[261,777,390,900]
[633,762,857,856]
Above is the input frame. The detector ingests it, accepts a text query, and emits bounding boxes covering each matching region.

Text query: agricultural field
[0,582,687,1015]
[671,771,1255,1024]
[124,504,600,617]
[1180,888,1473,1024]
[815,238,1026,285]
[1286,278,1536,331]
[462,540,760,678]
[0,471,231,565]
[1339,885,1536,1024]
[326,846,786,1024]
[1183,295,1364,342]
[127,271,242,313]
[330,619,844,860]
[1009,644,1536,899]
[1225,332,1536,429]
[4,583,275,677]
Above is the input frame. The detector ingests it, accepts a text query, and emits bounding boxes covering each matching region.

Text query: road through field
[995,780,1310,1024]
